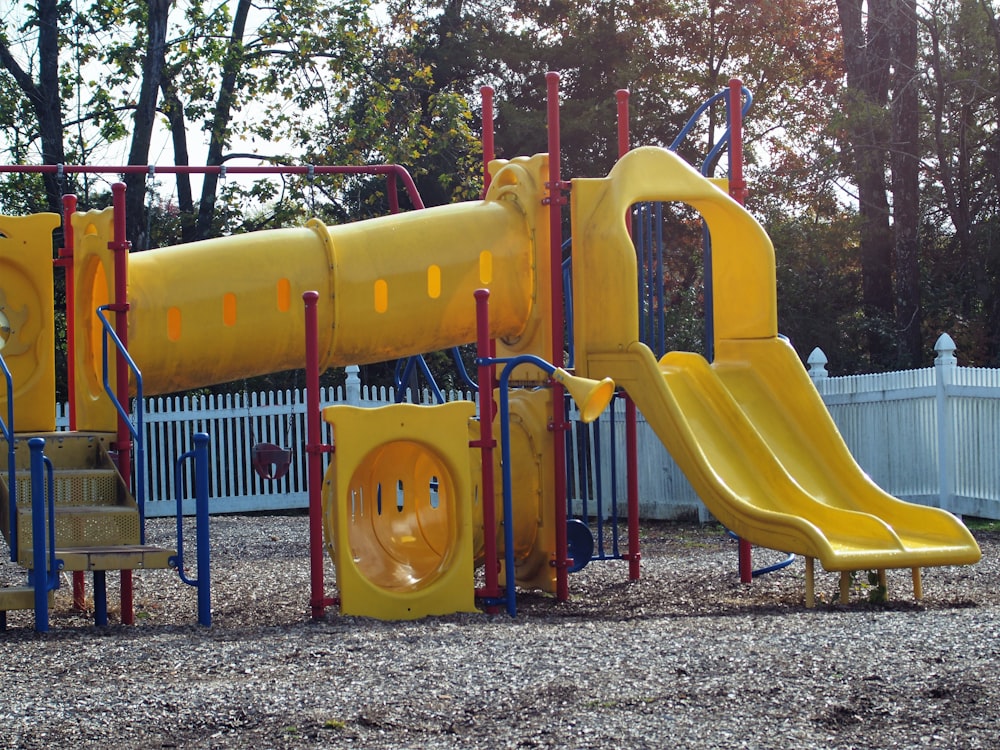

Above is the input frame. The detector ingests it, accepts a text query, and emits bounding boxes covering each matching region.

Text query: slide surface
[591,343,980,572]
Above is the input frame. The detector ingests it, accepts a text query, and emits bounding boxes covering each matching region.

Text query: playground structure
[0,76,983,630]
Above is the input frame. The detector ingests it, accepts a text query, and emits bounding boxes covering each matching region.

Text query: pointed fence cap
[807,347,828,379]
[934,333,957,366]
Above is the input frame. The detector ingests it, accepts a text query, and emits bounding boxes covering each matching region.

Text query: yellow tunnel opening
[346,439,459,593]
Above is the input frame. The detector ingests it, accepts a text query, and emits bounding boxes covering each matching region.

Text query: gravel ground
[0,514,997,749]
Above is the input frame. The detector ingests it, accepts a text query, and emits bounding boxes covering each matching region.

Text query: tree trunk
[196,0,253,240]
[890,0,922,366]
[837,0,895,366]
[159,74,198,244]
[125,0,171,251]
[0,0,66,214]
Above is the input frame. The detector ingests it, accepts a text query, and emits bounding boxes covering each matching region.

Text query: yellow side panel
[0,213,60,432]
[570,147,776,379]
[71,208,118,433]
[322,401,478,620]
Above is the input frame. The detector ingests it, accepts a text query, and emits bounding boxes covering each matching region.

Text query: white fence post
[935,333,957,511]
[807,348,828,380]
[345,365,361,406]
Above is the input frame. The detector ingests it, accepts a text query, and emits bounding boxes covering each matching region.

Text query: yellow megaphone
[551,368,615,423]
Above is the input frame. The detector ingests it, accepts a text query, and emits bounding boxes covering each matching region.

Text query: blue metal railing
[95,305,147,544]
[170,432,212,627]
[28,437,62,633]
[669,85,754,176]
[1,352,17,561]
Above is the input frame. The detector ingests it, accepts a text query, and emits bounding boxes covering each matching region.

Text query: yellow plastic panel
[125,226,332,395]
[322,401,478,620]
[0,213,60,432]
[467,388,556,592]
[570,147,776,380]
[72,208,118,432]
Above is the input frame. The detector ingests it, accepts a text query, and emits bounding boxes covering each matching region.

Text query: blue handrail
[95,305,147,544]
[28,438,61,633]
[1,352,17,561]
[170,432,212,626]
[669,85,754,177]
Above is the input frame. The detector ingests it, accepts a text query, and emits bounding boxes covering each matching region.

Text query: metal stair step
[49,545,178,572]
[13,468,121,507]
[17,505,141,560]
[0,586,55,613]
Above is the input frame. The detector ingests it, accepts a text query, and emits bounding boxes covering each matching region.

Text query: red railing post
[614,90,641,580]
[57,193,89,610]
[725,78,753,584]
[108,182,135,624]
[545,71,571,602]
[481,86,495,197]
[303,290,335,619]
[472,289,501,603]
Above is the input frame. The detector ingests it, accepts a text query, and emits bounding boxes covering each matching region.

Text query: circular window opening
[346,440,456,592]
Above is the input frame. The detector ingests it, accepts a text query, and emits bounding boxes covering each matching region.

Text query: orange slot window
[427,265,442,299]
[167,307,182,341]
[374,279,388,313]
[223,292,237,326]
[276,278,292,312]
[479,250,493,284]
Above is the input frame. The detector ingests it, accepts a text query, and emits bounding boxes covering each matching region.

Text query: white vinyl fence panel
[53,335,1000,520]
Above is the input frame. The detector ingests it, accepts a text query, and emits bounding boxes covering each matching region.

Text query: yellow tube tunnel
[72,155,552,407]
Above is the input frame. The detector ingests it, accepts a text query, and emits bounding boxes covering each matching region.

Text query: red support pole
[615,89,641,580]
[481,86,495,197]
[727,78,748,207]
[58,194,78,431]
[472,289,501,603]
[303,291,335,619]
[545,71,570,602]
[57,194,88,609]
[725,79,753,584]
[615,89,631,157]
[108,183,135,624]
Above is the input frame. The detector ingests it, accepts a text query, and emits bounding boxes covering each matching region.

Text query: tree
[836,0,896,365]
[0,0,67,214]
[890,0,922,366]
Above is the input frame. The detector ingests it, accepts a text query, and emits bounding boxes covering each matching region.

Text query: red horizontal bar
[0,163,426,209]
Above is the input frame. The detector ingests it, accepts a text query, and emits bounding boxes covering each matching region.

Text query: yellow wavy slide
[572,147,980,572]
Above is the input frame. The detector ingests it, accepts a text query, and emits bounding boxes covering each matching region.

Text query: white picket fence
[54,335,1000,520]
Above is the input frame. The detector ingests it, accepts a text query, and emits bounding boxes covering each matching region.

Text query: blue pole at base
[28,438,49,633]
[193,433,212,627]
[93,571,108,626]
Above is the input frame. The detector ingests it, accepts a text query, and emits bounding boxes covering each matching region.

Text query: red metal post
[58,194,78,431]
[303,291,335,619]
[726,79,753,584]
[108,182,135,624]
[727,78,748,207]
[615,89,641,580]
[545,71,570,602]
[57,194,88,609]
[481,86,495,197]
[616,89,631,157]
[472,289,501,602]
